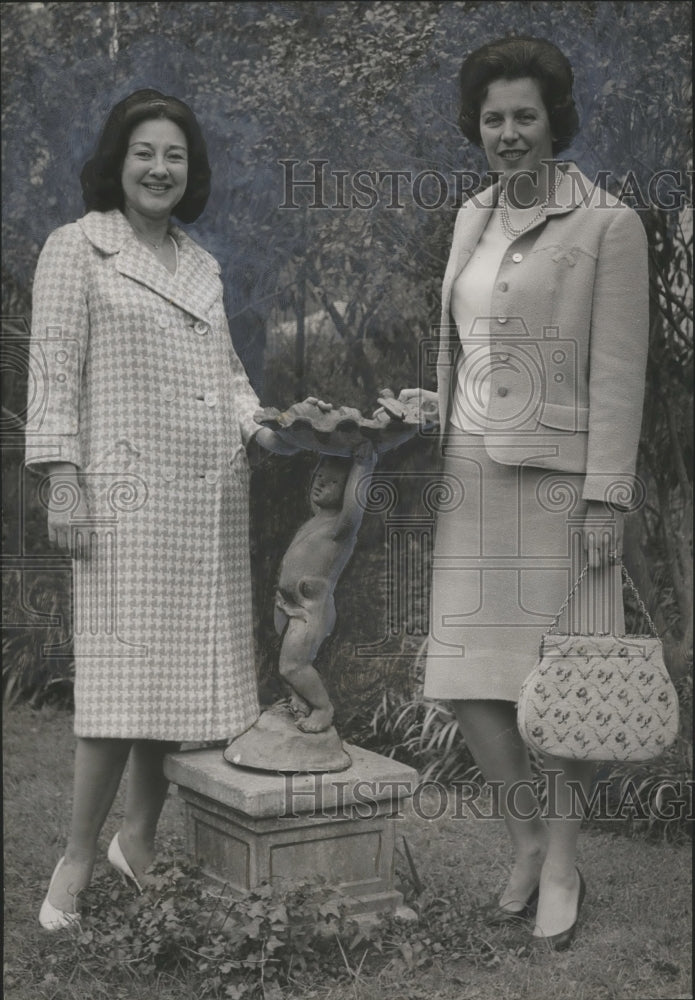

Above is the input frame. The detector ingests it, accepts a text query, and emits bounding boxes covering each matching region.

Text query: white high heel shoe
[107,833,143,893]
[39,857,81,931]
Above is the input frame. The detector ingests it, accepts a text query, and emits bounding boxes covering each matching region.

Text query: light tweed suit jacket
[437,162,649,507]
[26,209,262,740]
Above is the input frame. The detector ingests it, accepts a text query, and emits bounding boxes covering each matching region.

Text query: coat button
[162,466,176,482]
[512,252,523,263]
[205,470,219,485]
[55,350,68,363]
[158,316,170,329]
[205,392,218,408]
[497,317,508,324]
[497,386,509,397]
[194,321,209,336]
[497,281,508,292]
[161,385,176,401]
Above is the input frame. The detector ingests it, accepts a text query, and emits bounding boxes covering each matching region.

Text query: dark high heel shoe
[485,883,539,926]
[532,868,586,951]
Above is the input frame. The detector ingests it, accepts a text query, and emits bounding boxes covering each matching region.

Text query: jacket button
[162,466,176,482]
[497,317,508,324]
[161,385,176,401]
[205,393,218,408]
[498,281,508,292]
[158,316,170,329]
[512,252,523,263]
[497,386,509,397]
[205,470,219,485]
[194,321,209,336]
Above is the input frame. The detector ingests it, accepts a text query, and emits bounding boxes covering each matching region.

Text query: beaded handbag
[517,565,679,762]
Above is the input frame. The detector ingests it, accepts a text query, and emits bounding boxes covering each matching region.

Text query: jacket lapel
[440,183,495,335]
[449,185,496,283]
[78,210,221,322]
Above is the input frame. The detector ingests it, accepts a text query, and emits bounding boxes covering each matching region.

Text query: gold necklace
[134,231,178,272]
[147,233,170,250]
[133,227,170,250]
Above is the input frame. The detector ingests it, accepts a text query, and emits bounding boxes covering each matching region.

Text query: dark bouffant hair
[80,89,211,223]
[458,36,580,155]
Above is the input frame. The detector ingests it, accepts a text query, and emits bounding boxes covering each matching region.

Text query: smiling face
[479,77,554,183]
[311,460,349,509]
[121,117,189,223]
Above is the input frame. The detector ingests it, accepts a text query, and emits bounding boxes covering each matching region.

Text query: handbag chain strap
[546,562,659,638]
[620,564,659,637]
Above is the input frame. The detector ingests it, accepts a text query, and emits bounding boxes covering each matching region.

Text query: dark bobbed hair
[458,36,580,155]
[80,89,211,223]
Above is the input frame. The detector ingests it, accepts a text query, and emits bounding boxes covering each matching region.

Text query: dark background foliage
[2,1,692,719]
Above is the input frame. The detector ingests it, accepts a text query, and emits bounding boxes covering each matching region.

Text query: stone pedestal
[164,744,418,918]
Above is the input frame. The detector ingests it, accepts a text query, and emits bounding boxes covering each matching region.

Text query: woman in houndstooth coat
[29,90,294,929]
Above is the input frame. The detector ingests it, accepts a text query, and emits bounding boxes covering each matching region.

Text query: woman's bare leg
[118,740,179,884]
[46,737,131,911]
[117,740,179,883]
[533,757,594,937]
[452,699,548,909]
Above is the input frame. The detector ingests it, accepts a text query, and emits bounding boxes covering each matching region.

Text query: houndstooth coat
[26,209,262,741]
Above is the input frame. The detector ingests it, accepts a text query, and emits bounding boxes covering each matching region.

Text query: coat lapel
[78,210,221,322]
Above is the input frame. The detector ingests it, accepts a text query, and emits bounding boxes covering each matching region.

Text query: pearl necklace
[498,168,560,240]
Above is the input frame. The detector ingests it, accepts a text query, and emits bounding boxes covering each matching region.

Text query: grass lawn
[3,702,692,1000]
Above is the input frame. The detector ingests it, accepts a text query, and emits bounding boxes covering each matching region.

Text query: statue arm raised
[333,442,377,543]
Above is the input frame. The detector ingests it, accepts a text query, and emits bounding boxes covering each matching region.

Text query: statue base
[223,702,351,773]
[164,744,418,920]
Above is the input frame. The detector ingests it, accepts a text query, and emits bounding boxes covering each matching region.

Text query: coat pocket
[230,444,250,484]
[538,403,589,433]
[81,439,146,515]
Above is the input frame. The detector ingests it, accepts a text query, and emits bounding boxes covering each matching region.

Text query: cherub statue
[274,443,377,733]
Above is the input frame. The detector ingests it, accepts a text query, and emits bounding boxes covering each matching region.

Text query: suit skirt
[424,430,624,703]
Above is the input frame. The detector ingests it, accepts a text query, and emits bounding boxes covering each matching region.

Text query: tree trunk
[294,269,306,401]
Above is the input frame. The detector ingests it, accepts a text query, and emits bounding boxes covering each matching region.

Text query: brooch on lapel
[549,246,579,267]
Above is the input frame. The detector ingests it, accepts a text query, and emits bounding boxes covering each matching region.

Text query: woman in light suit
[403,36,648,949]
